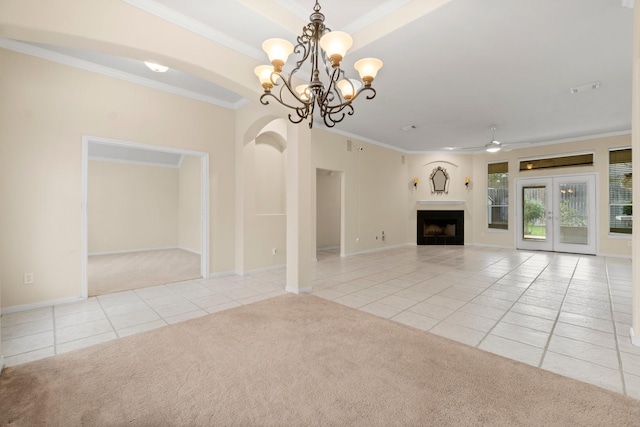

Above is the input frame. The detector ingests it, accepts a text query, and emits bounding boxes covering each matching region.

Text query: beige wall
[311,129,409,255]
[239,127,288,271]
[178,156,201,254]
[0,49,235,308]
[316,169,341,249]
[468,134,632,257]
[255,134,286,215]
[88,160,179,254]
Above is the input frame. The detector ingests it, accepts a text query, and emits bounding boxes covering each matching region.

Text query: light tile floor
[2,246,639,399]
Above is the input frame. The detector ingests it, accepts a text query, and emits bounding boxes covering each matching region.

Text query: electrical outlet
[24,272,34,285]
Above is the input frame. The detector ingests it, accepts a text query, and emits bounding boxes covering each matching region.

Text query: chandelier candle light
[254,1,383,128]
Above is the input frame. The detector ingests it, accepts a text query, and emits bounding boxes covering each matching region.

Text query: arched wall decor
[430,166,450,194]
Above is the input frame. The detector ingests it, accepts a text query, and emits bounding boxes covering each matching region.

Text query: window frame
[487,161,509,231]
[608,147,632,235]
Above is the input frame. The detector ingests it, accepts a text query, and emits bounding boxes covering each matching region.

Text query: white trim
[485,228,510,234]
[606,233,633,240]
[631,327,640,347]
[597,251,631,259]
[121,0,264,61]
[88,246,179,257]
[286,286,312,294]
[235,264,286,277]
[86,136,206,157]
[514,173,599,255]
[341,243,412,258]
[81,136,210,298]
[200,155,210,279]
[0,356,4,375]
[1,296,85,315]
[88,155,180,168]
[81,140,89,299]
[207,270,237,279]
[317,245,340,251]
[465,243,515,250]
[179,247,202,256]
[417,200,465,205]
[0,37,247,110]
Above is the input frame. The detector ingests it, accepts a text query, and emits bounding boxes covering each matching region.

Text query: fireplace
[417,210,464,245]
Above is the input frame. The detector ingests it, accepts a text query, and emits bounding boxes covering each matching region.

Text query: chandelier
[254,1,383,128]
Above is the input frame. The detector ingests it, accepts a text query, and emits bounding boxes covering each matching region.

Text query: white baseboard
[207,270,237,279]
[341,243,413,258]
[597,251,632,259]
[235,264,286,276]
[88,246,177,256]
[1,295,84,315]
[464,243,516,250]
[631,327,640,347]
[286,286,312,294]
[178,246,201,255]
[317,245,340,251]
[0,356,4,376]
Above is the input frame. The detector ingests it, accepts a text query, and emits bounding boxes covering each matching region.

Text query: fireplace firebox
[417,210,464,245]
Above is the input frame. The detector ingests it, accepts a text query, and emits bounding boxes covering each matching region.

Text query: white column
[286,123,312,293]
[631,3,640,346]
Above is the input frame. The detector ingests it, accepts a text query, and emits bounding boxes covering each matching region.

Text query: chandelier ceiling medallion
[254,0,383,128]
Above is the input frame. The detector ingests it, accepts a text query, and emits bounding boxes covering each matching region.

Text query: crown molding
[122,0,264,61]
[0,37,248,109]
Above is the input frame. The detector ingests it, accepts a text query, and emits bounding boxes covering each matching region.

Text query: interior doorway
[81,136,210,298]
[316,169,343,259]
[516,174,597,254]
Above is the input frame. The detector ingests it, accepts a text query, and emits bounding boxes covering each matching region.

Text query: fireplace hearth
[417,210,464,245]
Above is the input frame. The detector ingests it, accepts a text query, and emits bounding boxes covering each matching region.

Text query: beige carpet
[88,248,200,296]
[1,295,638,426]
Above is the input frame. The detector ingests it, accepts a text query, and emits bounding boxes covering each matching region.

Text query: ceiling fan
[446,125,526,153]
[485,126,503,152]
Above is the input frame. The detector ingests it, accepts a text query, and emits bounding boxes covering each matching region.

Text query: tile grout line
[537,256,581,369]
[604,258,628,397]
[473,252,547,348]
[95,296,121,340]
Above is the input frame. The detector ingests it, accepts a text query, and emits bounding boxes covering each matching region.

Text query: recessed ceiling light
[144,61,169,73]
[401,125,416,131]
[570,81,600,94]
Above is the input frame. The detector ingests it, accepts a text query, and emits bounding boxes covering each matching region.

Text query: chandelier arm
[322,103,354,128]
[350,86,377,102]
[259,91,311,121]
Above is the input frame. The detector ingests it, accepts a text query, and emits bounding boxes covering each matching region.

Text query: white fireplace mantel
[417,200,465,205]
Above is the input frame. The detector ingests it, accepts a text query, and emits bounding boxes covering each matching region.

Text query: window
[488,162,508,230]
[609,148,632,234]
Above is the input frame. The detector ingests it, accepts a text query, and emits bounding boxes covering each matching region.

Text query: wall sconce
[465,177,470,188]
[414,178,419,188]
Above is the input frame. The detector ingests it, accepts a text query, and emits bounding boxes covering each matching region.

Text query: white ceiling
[5,0,635,154]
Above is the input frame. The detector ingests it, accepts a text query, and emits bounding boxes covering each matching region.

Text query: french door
[516,174,597,254]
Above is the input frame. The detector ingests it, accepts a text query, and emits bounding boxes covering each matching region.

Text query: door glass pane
[559,182,588,245]
[523,186,546,241]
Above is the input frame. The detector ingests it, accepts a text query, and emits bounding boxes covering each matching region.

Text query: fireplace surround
[417,210,464,245]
